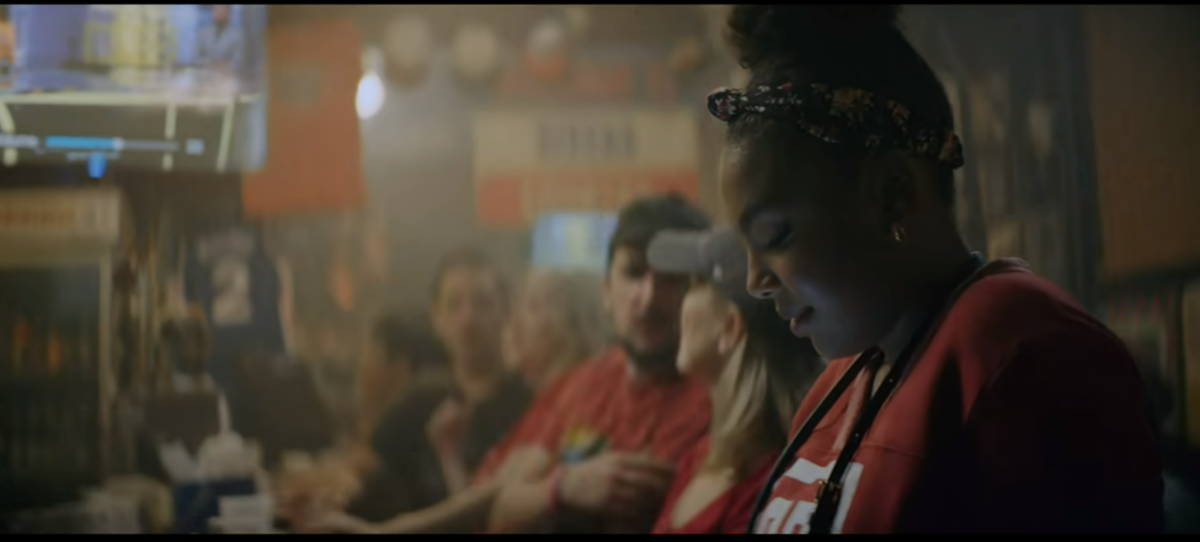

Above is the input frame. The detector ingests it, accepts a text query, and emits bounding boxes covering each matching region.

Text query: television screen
[531,212,619,274]
[0,5,267,173]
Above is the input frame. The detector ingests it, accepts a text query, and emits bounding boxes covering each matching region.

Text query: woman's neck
[879,239,976,364]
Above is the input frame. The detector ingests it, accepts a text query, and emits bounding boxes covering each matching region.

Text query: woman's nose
[745,252,781,299]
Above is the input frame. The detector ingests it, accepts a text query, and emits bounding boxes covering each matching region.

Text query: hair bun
[727,5,903,73]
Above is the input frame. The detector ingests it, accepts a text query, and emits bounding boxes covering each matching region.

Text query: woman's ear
[861,150,919,236]
[716,307,747,357]
[881,151,918,229]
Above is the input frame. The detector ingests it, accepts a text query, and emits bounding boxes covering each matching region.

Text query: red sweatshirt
[652,435,776,534]
[753,259,1163,534]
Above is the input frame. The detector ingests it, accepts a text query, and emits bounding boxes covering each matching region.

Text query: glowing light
[356,72,385,120]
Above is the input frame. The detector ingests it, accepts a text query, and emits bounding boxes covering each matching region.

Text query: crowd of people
[271,5,1170,534]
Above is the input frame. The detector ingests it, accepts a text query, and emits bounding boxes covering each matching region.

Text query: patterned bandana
[707,83,965,169]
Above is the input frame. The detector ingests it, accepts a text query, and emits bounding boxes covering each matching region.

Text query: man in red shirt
[485,194,714,533]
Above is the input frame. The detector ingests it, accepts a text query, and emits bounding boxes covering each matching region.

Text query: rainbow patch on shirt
[558,426,609,465]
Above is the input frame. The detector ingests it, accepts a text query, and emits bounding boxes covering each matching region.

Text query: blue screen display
[0,5,267,173]
[531,212,619,274]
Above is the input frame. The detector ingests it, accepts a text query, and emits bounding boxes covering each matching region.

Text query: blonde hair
[704,302,823,477]
[517,268,610,364]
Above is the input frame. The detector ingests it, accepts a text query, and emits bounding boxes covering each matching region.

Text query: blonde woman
[644,228,824,534]
[303,268,608,534]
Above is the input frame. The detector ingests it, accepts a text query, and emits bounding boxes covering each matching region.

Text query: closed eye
[764,224,794,251]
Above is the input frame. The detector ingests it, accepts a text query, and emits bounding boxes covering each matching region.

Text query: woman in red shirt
[644,228,824,534]
[713,5,1162,534]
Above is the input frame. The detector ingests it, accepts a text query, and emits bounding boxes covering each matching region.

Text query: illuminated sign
[473,107,699,226]
[0,188,121,244]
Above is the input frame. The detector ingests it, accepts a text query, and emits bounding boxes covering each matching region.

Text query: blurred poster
[242,19,365,218]
[472,107,699,226]
[1183,282,1200,447]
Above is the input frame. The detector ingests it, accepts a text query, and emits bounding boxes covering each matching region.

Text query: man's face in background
[605,245,689,373]
[431,265,507,370]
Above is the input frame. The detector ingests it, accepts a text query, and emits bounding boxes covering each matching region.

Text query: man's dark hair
[606,193,711,271]
[430,246,511,306]
[725,6,958,205]
[371,312,446,372]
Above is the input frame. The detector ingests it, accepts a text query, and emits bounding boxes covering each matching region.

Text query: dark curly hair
[725,5,958,204]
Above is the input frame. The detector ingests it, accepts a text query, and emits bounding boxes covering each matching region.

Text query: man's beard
[619,336,680,378]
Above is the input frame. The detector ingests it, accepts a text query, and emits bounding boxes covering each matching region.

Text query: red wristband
[545,465,567,514]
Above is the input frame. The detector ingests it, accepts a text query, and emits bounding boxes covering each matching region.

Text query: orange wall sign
[472,107,700,226]
[242,20,366,218]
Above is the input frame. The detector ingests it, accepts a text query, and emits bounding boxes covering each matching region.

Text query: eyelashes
[764,224,795,251]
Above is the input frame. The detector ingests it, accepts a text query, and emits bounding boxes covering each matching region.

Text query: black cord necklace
[746,253,986,534]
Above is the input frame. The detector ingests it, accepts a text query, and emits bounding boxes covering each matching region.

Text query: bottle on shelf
[75,324,95,380]
[11,317,30,378]
[0,316,12,381]
[27,318,46,380]
[10,395,27,475]
[46,325,65,378]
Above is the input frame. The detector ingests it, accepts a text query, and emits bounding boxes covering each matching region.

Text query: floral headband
[707,83,965,170]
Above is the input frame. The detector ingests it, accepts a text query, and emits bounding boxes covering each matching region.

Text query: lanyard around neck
[746,253,986,534]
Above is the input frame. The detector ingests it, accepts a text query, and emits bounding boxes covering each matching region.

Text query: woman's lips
[789,307,815,338]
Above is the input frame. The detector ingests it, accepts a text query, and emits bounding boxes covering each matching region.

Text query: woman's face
[507,276,571,379]
[719,130,906,359]
[676,282,740,382]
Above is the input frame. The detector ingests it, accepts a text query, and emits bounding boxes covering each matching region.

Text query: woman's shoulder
[948,258,1108,343]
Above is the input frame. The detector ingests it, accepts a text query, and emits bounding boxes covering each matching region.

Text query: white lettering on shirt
[754,457,865,534]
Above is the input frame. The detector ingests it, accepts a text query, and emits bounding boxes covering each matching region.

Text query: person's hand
[558,452,675,519]
[494,445,552,483]
[427,397,471,456]
[274,464,360,524]
[295,510,377,534]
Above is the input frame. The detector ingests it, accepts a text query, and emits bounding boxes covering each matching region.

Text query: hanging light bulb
[452,22,501,84]
[356,71,385,120]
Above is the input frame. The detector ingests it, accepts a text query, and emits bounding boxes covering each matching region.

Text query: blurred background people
[275,312,446,524]
[645,227,825,534]
[301,267,609,533]
[279,247,531,526]
[354,313,448,441]
[486,194,714,534]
